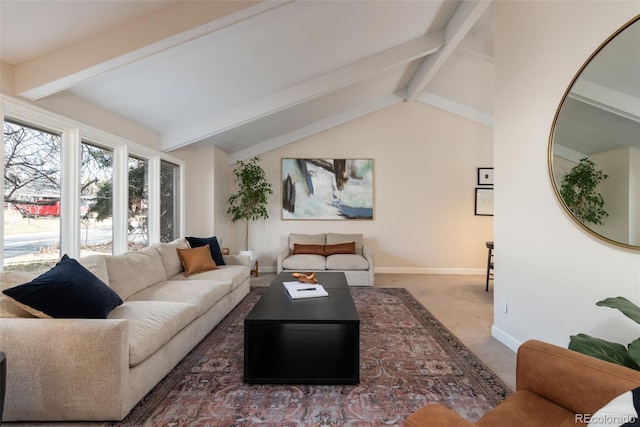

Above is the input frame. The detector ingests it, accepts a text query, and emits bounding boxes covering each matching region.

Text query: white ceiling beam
[406,0,492,102]
[15,1,290,100]
[417,92,493,127]
[570,78,640,123]
[161,31,444,151]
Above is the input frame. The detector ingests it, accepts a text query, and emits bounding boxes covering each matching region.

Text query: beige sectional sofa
[277,233,374,286]
[0,238,250,422]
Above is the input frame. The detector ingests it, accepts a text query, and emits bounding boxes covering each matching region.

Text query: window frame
[1,95,185,270]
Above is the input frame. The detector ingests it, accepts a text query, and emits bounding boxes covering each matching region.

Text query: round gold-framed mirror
[549,14,640,250]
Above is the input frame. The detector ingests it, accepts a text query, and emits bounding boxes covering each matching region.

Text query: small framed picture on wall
[477,167,494,186]
[475,187,494,216]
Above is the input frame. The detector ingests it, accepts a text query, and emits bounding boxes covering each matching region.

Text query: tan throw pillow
[293,244,326,256]
[324,242,356,256]
[176,245,217,277]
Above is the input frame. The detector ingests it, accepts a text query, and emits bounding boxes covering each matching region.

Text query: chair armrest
[406,404,476,427]
[276,247,290,274]
[223,254,250,267]
[363,245,375,285]
[516,339,640,416]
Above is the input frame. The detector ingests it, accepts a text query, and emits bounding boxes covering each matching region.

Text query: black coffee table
[244,271,360,384]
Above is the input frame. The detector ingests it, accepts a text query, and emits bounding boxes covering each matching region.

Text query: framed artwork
[477,167,494,185]
[475,187,494,216]
[282,158,374,220]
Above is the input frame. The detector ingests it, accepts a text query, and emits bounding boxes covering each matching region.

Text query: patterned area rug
[111,288,511,426]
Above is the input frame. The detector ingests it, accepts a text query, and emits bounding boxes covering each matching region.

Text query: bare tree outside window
[3,121,61,271]
[4,120,178,264]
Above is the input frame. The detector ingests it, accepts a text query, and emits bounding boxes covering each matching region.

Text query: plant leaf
[596,296,640,325]
[569,333,639,370]
[627,338,640,369]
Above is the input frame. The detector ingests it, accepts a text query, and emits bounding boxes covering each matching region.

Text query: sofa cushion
[105,246,167,300]
[293,244,326,255]
[78,254,109,285]
[127,279,230,317]
[108,300,199,367]
[324,242,356,256]
[177,245,218,277]
[282,254,326,271]
[169,265,249,291]
[326,233,363,255]
[325,254,369,270]
[2,255,123,319]
[152,238,189,278]
[289,233,326,251]
[0,271,38,318]
[186,236,225,266]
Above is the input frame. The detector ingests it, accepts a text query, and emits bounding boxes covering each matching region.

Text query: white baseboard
[375,267,486,275]
[255,267,485,275]
[491,325,522,353]
[257,265,277,273]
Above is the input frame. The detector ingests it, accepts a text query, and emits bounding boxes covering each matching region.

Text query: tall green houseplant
[227,156,273,250]
[559,157,608,225]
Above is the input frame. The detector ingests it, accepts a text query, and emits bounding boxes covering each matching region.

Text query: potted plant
[226,156,273,259]
[570,296,640,371]
[559,157,609,225]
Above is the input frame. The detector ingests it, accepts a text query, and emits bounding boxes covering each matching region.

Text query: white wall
[213,146,232,249]
[226,101,494,274]
[171,144,216,237]
[0,62,14,95]
[493,1,640,351]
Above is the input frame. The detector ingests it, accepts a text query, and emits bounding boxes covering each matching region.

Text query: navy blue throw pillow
[2,254,123,319]
[185,236,226,266]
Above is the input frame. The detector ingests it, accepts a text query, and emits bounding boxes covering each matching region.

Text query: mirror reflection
[550,16,640,249]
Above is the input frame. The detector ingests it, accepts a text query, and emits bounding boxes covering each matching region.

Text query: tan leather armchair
[407,339,640,426]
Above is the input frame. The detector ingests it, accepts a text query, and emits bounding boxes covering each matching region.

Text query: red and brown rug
[112,288,511,426]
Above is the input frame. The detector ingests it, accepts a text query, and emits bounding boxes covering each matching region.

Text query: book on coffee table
[283,282,329,299]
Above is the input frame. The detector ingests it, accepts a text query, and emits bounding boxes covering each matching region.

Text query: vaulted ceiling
[1,0,495,160]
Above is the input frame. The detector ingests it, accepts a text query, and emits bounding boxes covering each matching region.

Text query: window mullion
[0,104,4,271]
[112,146,129,254]
[148,156,161,244]
[60,128,81,258]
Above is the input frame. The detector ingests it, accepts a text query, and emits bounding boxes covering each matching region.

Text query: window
[160,160,180,243]
[3,120,61,272]
[80,142,114,255]
[127,156,149,250]
[1,97,184,270]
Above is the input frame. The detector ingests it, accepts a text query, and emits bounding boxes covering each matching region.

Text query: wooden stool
[485,241,494,291]
[251,260,259,277]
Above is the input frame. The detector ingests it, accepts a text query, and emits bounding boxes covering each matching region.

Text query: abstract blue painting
[282,158,374,220]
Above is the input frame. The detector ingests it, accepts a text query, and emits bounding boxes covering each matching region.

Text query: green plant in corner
[226,156,273,250]
[569,296,640,370]
[559,157,608,225]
